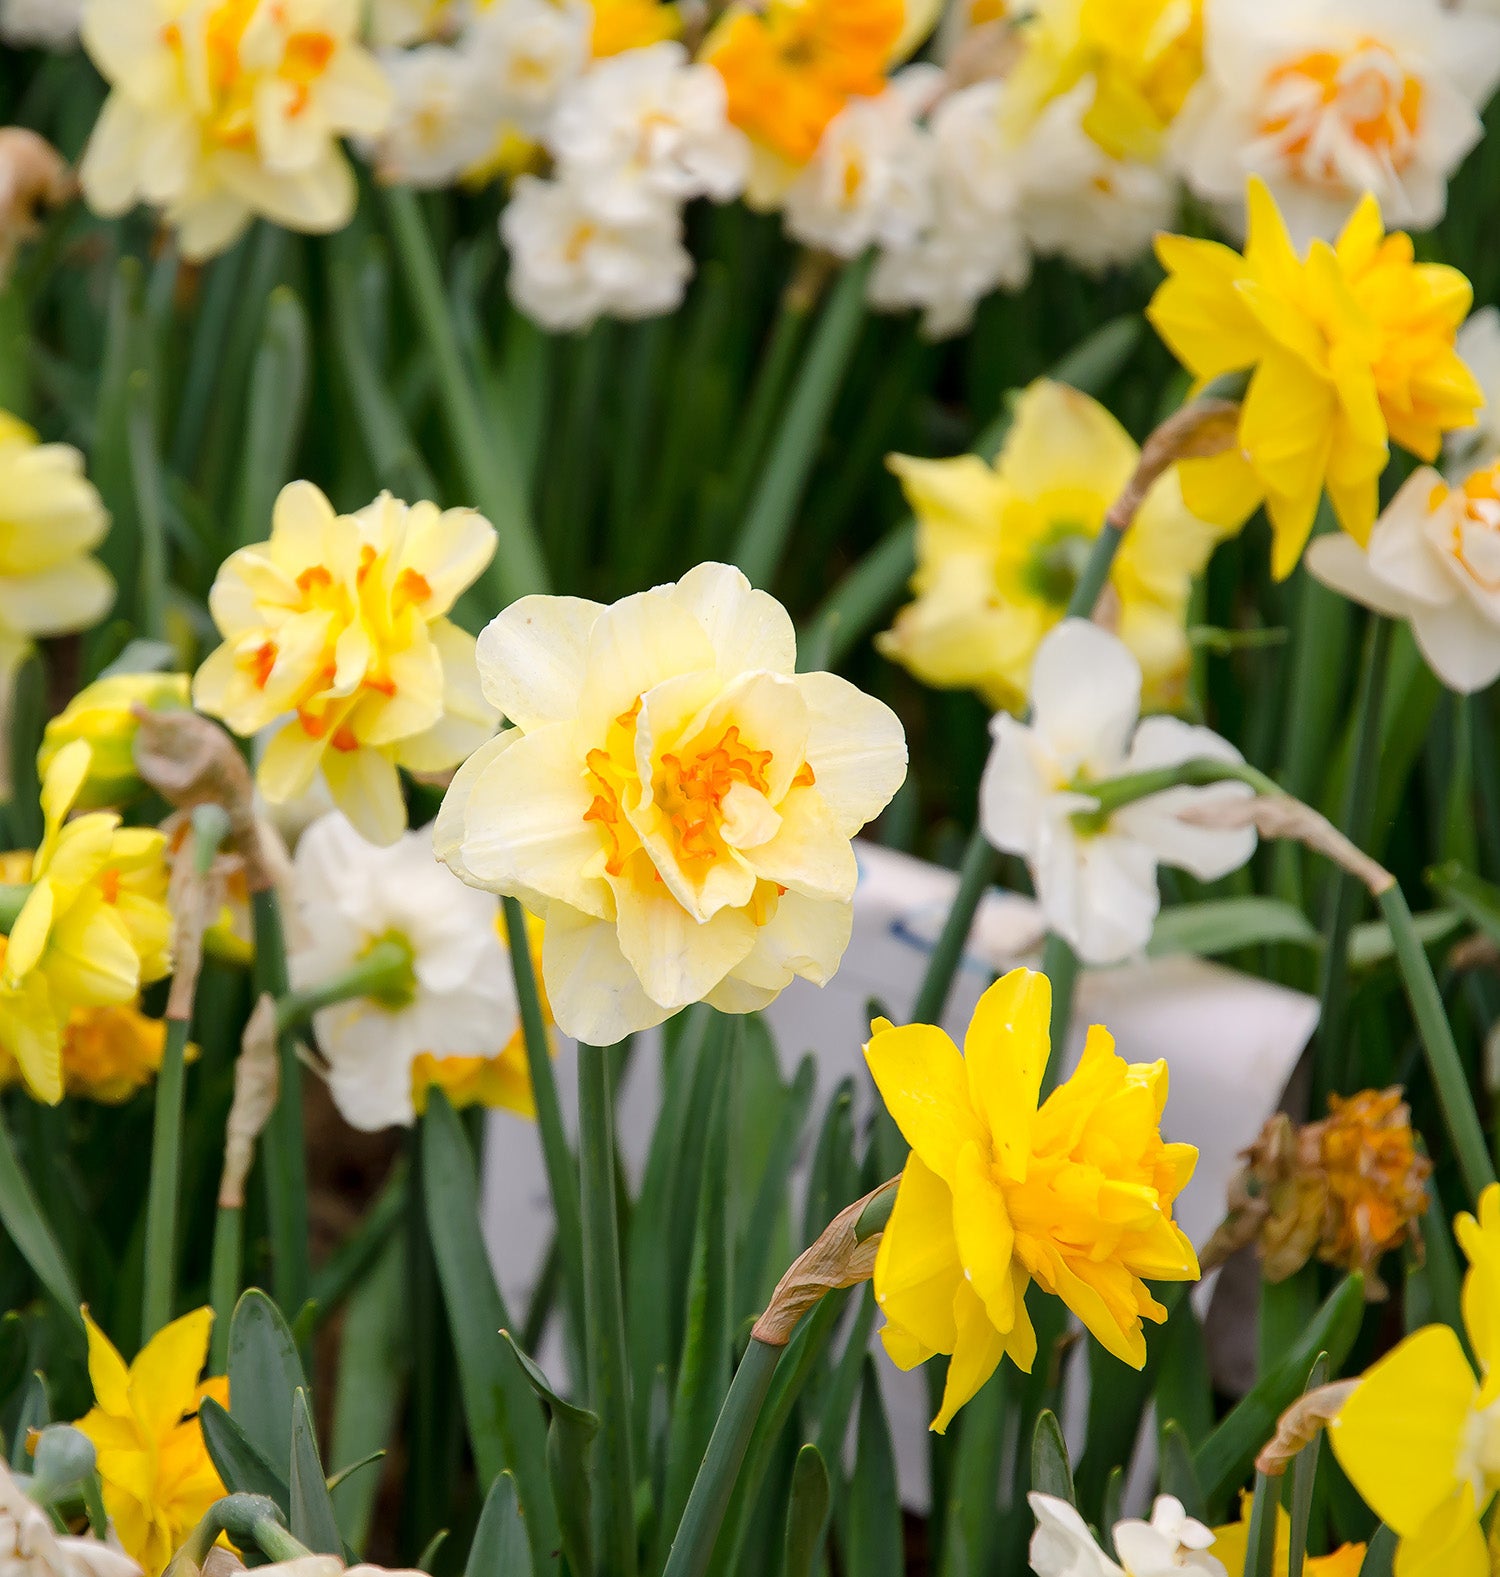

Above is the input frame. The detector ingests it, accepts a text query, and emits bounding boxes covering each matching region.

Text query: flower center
[1259,41,1423,185]
[655,725,775,872]
[355,928,419,1011]
[1451,465,1500,593]
[584,700,646,879]
[1021,521,1097,608]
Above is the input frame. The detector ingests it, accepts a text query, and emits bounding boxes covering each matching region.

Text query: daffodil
[1148,177,1484,578]
[37,672,191,810]
[1030,1492,1225,1576]
[0,1000,176,1104]
[880,379,1228,715]
[74,1308,227,1577]
[436,562,908,1045]
[589,0,679,56]
[866,967,1199,1432]
[700,0,906,201]
[0,411,113,801]
[288,811,544,1130]
[0,1458,142,1577]
[1,741,172,1105]
[1329,1182,1500,1577]
[1210,1496,1366,1577]
[193,483,499,847]
[79,0,393,262]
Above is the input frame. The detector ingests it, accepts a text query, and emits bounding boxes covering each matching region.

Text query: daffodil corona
[1149,178,1484,577]
[866,968,1199,1432]
[79,0,393,260]
[194,483,499,846]
[437,563,908,1045]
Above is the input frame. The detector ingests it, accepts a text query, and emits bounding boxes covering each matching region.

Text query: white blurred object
[0,0,82,48]
[481,838,1317,1508]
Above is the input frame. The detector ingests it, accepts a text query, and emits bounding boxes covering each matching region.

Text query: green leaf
[846,1363,902,1577]
[1030,1411,1075,1505]
[1286,1355,1329,1577]
[0,1117,85,1339]
[1244,1472,1282,1577]
[467,1472,533,1577]
[499,1333,597,1577]
[1149,898,1319,957]
[782,1444,831,1577]
[198,1397,289,1515]
[1100,1468,1124,1562]
[1359,1526,1397,1577]
[227,1289,307,1484]
[738,1057,816,1313]
[1158,1422,1206,1521]
[1194,1276,1365,1508]
[1155,1300,1214,1448]
[937,1367,1009,1577]
[1348,909,1462,970]
[416,1531,448,1573]
[419,1094,557,1573]
[288,1389,341,1556]
[9,1375,48,1470]
[802,1079,858,1249]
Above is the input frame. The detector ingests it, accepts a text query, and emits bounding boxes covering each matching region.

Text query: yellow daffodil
[880,379,1227,715]
[78,0,392,262]
[590,0,679,55]
[1211,1496,1365,1577]
[437,562,908,1046]
[1,741,172,1105]
[193,483,499,847]
[1005,0,1204,161]
[37,673,191,811]
[866,967,1199,1432]
[701,0,905,199]
[1148,177,1483,578]
[75,1308,227,1577]
[1329,1183,1500,1577]
[0,1000,178,1104]
[0,412,113,801]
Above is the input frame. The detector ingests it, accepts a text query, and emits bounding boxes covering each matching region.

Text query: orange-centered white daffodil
[79,0,392,261]
[193,482,498,847]
[436,563,908,1045]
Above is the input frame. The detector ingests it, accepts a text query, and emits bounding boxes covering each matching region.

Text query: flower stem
[140,1016,192,1341]
[1378,882,1497,1200]
[502,898,585,1362]
[732,254,872,589]
[208,1202,243,1374]
[381,186,549,604]
[911,830,1001,1028]
[0,883,29,932]
[1313,615,1393,1103]
[579,1043,636,1577]
[273,938,416,1035]
[252,887,310,1318]
[1039,932,1079,1099]
[126,371,168,643]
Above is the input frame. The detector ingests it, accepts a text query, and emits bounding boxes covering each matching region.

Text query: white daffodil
[0,1458,141,1577]
[1306,462,1500,694]
[436,562,908,1045]
[784,66,939,259]
[1029,1493,1227,1577]
[289,813,534,1131]
[466,0,590,136]
[1448,307,1500,478]
[980,619,1256,967]
[501,172,692,329]
[0,0,83,47]
[1170,0,1500,245]
[368,43,500,188]
[547,41,749,225]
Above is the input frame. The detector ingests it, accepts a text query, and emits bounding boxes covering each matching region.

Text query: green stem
[732,255,872,589]
[208,1204,243,1374]
[252,888,310,1317]
[381,185,549,604]
[273,938,416,1035]
[799,523,915,675]
[1379,882,1496,1200]
[1039,933,1079,1099]
[1070,524,1124,624]
[502,897,585,1356]
[0,883,29,933]
[126,371,168,643]
[660,1339,782,1577]
[719,287,812,529]
[1313,616,1393,1103]
[140,1017,191,1340]
[910,832,1001,1028]
[579,1044,636,1577]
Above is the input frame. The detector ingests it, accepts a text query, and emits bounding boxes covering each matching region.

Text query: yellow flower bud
[37,673,191,810]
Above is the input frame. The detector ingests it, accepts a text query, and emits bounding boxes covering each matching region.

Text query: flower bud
[37,673,190,810]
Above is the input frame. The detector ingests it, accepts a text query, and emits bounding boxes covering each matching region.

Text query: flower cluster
[193,482,498,847]
[867,968,1199,1432]
[437,563,907,1045]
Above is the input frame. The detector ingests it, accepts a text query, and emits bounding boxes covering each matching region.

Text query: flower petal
[476,595,604,729]
[864,1018,986,1185]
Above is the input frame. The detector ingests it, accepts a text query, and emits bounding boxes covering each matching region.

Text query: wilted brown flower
[1201,1088,1432,1299]
[0,128,74,280]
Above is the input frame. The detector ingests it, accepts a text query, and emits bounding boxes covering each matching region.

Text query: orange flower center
[655,725,775,872]
[1260,41,1423,184]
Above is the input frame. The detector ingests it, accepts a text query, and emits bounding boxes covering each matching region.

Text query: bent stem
[579,1043,636,1577]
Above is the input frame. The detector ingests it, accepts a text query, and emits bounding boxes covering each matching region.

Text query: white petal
[475,594,604,728]
[1029,619,1140,777]
[1411,598,1500,694]
[541,903,674,1044]
[612,875,758,1012]
[434,731,518,889]
[978,715,1048,860]
[1303,531,1421,620]
[1070,833,1160,966]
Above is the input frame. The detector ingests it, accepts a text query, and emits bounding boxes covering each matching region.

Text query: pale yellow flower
[437,563,908,1045]
[0,412,113,800]
[193,482,498,846]
[79,0,392,261]
[1,742,172,1105]
[37,672,191,810]
[879,379,1227,715]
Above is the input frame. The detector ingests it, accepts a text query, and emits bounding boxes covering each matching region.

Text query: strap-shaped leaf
[1030,1410,1075,1505]
[782,1444,830,1577]
[227,1290,307,1483]
[289,1389,341,1555]
[466,1471,533,1577]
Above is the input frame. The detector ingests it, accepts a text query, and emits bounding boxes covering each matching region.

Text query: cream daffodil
[880,379,1227,715]
[193,482,498,847]
[980,620,1256,966]
[1329,1183,1500,1577]
[867,968,1199,1432]
[73,1309,226,1577]
[1,741,172,1105]
[436,562,907,1045]
[1029,1493,1226,1577]
[79,0,392,261]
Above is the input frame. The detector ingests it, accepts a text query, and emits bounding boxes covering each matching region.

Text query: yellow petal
[962,967,1050,1184]
[998,380,1137,509]
[1394,1488,1489,1577]
[127,1306,213,1445]
[864,1020,985,1186]
[952,1140,1016,1335]
[873,1151,964,1358]
[931,1281,1006,1433]
[82,1308,135,1419]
